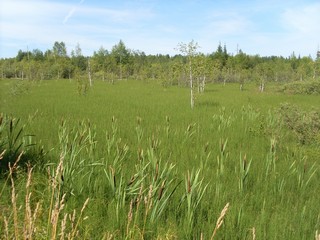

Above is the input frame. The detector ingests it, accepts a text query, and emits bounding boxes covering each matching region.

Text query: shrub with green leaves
[278,103,320,145]
[280,80,320,95]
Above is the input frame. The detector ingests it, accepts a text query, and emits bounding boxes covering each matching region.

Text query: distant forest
[1,40,320,87]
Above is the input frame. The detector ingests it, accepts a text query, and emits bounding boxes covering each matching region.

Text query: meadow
[0,78,320,239]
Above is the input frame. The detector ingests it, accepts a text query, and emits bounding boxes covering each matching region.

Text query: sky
[1,0,320,58]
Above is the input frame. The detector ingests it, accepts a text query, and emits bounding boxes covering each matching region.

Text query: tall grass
[0,152,89,239]
[0,79,319,239]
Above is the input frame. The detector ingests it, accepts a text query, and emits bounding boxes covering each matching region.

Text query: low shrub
[278,103,320,145]
[280,80,320,95]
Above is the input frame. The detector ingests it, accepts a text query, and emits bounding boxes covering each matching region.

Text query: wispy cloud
[1,0,154,56]
[205,15,252,36]
[1,0,319,58]
[281,2,320,34]
[63,8,76,24]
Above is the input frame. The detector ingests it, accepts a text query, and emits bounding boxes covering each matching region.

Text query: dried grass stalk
[9,162,19,239]
[4,216,9,239]
[210,202,230,240]
[252,227,256,240]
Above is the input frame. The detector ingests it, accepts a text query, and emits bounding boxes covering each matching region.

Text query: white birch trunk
[201,76,206,93]
[189,58,194,109]
[88,58,92,86]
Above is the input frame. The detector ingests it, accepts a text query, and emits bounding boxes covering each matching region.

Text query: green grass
[0,78,320,239]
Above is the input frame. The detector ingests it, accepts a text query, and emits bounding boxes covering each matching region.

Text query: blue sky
[1,0,320,58]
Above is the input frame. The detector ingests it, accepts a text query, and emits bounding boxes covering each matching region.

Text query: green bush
[280,80,320,95]
[278,103,320,145]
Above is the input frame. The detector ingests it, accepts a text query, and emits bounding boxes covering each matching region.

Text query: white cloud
[63,8,76,24]
[282,3,320,34]
[1,0,319,58]
[200,10,253,38]
[0,0,155,57]
[276,3,320,57]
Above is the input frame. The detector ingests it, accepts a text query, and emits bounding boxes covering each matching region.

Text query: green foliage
[1,41,319,90]
[0,114,43,175]
[280,80,320,95]
[278,103,320,145]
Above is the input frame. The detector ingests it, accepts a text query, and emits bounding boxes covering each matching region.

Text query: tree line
[1,40,320,88]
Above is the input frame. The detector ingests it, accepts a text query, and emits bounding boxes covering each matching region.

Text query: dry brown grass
[252,227,256,240]
[210,202,230,240]
[1,153,90,240]
[9,152,23,239]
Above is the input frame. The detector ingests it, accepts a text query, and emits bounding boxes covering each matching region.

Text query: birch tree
[87,57,92,86]
[111,40,130,81]
[176,40,199,109]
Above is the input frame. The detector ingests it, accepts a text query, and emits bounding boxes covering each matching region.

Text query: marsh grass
[0,79,319,239]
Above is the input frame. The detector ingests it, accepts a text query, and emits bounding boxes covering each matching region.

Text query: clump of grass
[238,153,252,192]
[0,115,30,174]
[181,168,208,236]
[0,153,90,239]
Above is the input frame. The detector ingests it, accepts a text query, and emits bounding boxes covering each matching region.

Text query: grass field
[1,78,320,239]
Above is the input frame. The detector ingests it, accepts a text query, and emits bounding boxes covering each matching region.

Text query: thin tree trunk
[88,58,92,86]
[259,82,264,92]
[120,55,122,80]
[197,77,200,93]
[201,76,206,93]
[189,58,194,109]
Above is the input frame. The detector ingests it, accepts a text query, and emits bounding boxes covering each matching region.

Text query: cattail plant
[165,115,170,139]
[295,156,318,191]
[134,147,178,224]
[182,168,208,236]
[212,107,233,134]
[238,153,252,192]
[184,123,197,144]
[217,138,228,175]
[106,116,118,155]
[265,137,277,178]
[103,138,129,193]
[136,116,143,144]
[58,120,97,196]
